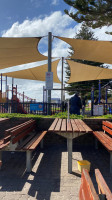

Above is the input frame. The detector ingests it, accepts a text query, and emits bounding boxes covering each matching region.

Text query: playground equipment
[0,74,35,114]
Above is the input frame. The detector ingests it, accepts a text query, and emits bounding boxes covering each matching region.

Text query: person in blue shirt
[70,92,82,115]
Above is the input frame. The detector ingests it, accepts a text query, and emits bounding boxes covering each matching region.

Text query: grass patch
[0,112,111,119]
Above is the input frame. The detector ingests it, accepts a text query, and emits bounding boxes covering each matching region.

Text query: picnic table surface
[48,118,92,134]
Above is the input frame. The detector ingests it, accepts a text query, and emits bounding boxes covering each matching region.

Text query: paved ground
[0,133,112,200]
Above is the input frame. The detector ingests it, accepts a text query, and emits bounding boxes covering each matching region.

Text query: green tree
[65,23,111,99]
[64,0,112,33]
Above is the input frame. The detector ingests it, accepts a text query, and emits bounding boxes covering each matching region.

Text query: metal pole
[68,99,70,122]
[105,86,108,114]
[6,76,7,94]
[91,86,94,116]
[6,76,8,111]
[47,32,52,115]
[99,80,101,104]
[12,78,14,113]
[1,73,2,94]
[61,57,64,102]
[105,86,107,104]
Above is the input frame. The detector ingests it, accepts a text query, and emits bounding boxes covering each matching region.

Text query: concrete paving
[0,133,112,200]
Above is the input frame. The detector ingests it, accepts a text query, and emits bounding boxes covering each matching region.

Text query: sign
[30,103,43,111]
[93,105,103,116]
[46,72,53,90]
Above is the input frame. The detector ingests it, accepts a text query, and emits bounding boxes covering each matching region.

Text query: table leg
[67,138,72,173]
[26,150,32,172]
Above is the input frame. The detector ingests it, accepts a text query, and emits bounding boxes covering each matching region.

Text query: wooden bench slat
[0,141,10,150]
[29,131,47,150]
[74,119,86,133]
[95,169,112,200]
[79,169,99,200]
[93,131,112,151]
[67,119,73,132]
[48,118,59,131]
[78,119,93,133]
[103,125,112,136]
[23,131,47,150]
[71,119,79,132]
[103,121,112,129]
[12,124,36,144]
[54,119,62,131]
[5,119,34,135]
[4,135,11,144]
[16,133,36,150]
[61,119,66,132]
[11,121,36,136]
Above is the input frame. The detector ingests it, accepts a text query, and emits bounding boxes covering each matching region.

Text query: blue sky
[0,0,71,36]
[0,0,112,101]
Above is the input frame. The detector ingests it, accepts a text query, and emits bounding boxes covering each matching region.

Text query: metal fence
[0,102,63,115]
[0,101,112,116]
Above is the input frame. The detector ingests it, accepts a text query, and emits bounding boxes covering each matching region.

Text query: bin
[77,160,91,173]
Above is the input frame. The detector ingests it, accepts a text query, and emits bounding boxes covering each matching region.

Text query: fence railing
[0,101,112,116]
[0,102,63,115]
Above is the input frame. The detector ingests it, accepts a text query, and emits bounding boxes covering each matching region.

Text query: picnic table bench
[93,121,112,174]
[0,119,47,172]
[79,169,99,200]
[95,169,112,200]
[79,169,112,200]
[48,118,92,173]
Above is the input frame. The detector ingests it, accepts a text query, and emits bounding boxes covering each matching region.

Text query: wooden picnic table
[48,118,92,173]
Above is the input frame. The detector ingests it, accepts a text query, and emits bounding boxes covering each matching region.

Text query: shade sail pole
[47,32,52,115]
[61,57,64,103]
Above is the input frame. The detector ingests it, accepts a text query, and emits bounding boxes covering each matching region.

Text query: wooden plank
[67,119,72,132]
[0,141,10,150]
[103,121,112,129]
[71,119,79,132]
[16,133,36,150]
[95,169,112,200]
[11,121,36,136]
[61,119,66,132]
[54,119,62,131]
[5,119,34,135]
[23,131,47,150]
[48,118,59,131]
[74,119,86,133]
[102,125,112,136]
[78,119,93,133]
[93,131,112,151]
[79,169,99,200]
[4,135,11,144]
[0,140,4,145]
[12,125,36,144]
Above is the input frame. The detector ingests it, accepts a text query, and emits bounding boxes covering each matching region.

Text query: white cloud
[51,0,59,5]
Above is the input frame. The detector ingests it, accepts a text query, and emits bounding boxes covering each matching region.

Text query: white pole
[68,99,70,122]
[61,57,64,102]
[47,32,52,115]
